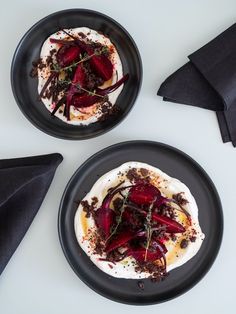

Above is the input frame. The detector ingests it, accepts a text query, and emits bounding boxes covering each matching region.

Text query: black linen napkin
[0,153,63,275]
[157,23,236,146]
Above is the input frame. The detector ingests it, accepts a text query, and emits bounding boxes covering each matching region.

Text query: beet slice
[152,213,185,233]
[127,247,164,263]
[50,38,74,45]
[57,45,81,67]
[93,184,132,240]
[105,230,136,253]
[94,206,115,239]
[39,72,57,99]
[51,96,66,116]
[89,54,113,81]
[65,64,87,120]
[97,74,129,95]
[72,64,86,86]
[72,94,101,108]
[128,184,162,205]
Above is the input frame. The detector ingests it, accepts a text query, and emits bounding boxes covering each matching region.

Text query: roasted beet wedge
[65,64,87,120]
[72,64,86,86]
[152,213,185,233]
[72,94,102,108]
[94,206,115,239]
[97,74,129,95]
[89,53,113,81]
[50,38,74,45]
[57,45,81,67]
[93,184,132,239]
[127,247,164,263]
[128,184,162,205]
[106,230,140,253]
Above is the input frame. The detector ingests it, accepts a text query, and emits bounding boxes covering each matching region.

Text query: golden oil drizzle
[80,211,88,235]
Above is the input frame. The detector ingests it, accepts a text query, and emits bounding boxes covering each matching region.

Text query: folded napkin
[157,23,236,146]
[0,153,63,275]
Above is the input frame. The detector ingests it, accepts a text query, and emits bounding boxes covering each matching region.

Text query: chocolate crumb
[113,197,123,211]
[173,192,188,206]
[140,168,149,177]
[81,199,97,218]
[126,168,142,183]
[138,281,144,290]
[190,236,197,243]
[180,239,189,249]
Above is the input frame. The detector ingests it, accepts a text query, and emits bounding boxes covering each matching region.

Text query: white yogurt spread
[74,162,205,279]
[38,27,123,125]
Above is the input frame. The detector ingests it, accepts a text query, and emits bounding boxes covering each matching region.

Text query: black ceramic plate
[58,141,223,305]
[11,9,142,139]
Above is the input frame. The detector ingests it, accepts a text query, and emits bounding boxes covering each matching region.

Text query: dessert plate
[58,140,223,305]
[11,9,142,139]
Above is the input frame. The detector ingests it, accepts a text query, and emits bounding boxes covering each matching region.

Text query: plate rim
[58,140,224,305]
[10,8,143,140]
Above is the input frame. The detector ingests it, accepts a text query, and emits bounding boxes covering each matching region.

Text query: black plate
[11,9,142,140]
[58,141,223,305]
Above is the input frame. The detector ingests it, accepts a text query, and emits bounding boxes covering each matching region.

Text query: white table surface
[0,0,235,312]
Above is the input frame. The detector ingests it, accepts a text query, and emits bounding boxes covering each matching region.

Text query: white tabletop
[0,0,235,312]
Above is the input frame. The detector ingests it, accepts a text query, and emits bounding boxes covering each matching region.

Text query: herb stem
[144,199,156,261]
[78,85,105,98]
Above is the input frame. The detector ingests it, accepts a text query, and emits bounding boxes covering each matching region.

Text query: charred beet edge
[83,178,191,280]
[31,29,129,121]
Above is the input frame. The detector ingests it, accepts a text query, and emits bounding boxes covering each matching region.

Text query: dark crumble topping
[190,236,197,243]
[126,168,141,183]
[126,167,151,184]
[137,281,144,290]
[81,197,98,218]
[94,234,104,255]
[135,261,167,281]
[158,203,176,219]
[171,234,177,242]
[97,103,121,122]
[173,192,188,206]
[180,238,189,249]
[140,168,149,177]
[113,197,123,211]
[78,32,86,39]
[30,59,43,77]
